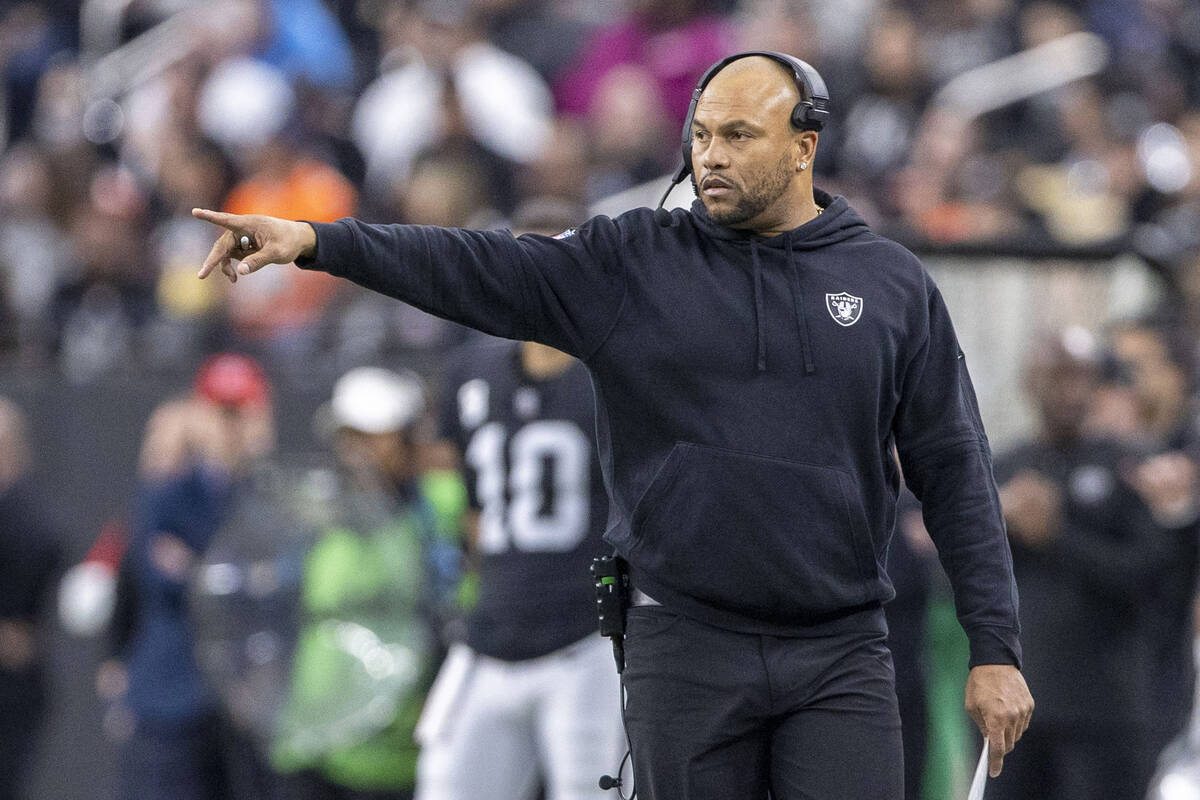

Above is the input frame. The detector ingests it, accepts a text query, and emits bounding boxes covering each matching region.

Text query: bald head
[699,56,802,131]
[690,56,820,234]
[1025,327,1101,443]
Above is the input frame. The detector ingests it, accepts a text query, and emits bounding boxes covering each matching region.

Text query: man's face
[1030,361,1099,441]
[690,59,808,230]
[335,428,412,483]
[191,400,274,474]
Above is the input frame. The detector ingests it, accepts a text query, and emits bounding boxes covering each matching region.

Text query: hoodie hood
[687,188,870,372]
[688,187,871,249]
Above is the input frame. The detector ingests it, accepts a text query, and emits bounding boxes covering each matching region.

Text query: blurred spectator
[515,118,591,207]
[0,397,62,800]
[0,2,76,146]
[733,0,825,63]
[219,134,356,359]
[1014,80,1140,244]
[254,0,355,92]
[1103,318,1196,449]
[917,0,1017,86]
[552,0,739,196]
[834,5,928,196]
[50,165,156,383]
[1101,318,1200,763]
[990,327,1170,800]
[118,56,237,364]
[0,142,73,358]
[29,59,90,158]
[121,56,217,187]
[891,107,1025,242]
[400,149,494,228]
[293,82,367,189]
[1003,1,1089,163]
[1086,0,1198,122]
[112,353,275,800]
[582,62,674,199]
[1146,110,1200,269]
[352,1,553,213]
[322,150,479,373]
[271,367,447,800]
[144,134,236,367]
[554,0,735,129]
[475,0,592,84]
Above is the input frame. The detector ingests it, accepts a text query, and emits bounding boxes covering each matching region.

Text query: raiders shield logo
[825,292,863,326]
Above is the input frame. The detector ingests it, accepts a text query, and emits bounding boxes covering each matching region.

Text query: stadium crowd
[4,0,1200,799]
[0,0,1198,377]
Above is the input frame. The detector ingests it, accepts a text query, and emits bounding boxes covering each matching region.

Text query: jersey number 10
[465,420,591,554]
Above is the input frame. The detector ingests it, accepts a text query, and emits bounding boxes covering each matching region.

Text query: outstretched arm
[192,208,317,282]
[193,207,630,359]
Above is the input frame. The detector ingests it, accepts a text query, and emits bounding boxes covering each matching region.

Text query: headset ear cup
[792,102,823,131]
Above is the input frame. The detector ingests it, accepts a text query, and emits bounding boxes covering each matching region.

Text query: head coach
[194,51,1033,800]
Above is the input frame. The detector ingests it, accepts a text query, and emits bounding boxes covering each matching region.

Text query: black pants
[622,606,904,800]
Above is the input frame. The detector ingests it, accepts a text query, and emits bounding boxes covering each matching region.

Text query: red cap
[193,353,271,409]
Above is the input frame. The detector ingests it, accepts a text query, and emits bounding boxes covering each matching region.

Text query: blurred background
[2,0,1200,798]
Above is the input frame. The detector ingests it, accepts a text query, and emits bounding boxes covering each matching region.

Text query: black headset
[654,50,831,225]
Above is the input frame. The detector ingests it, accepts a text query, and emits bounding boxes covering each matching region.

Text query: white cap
[328,367,425,434]
[58,561,117,637]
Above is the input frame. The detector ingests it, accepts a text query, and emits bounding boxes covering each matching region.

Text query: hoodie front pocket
[630,442,877,620]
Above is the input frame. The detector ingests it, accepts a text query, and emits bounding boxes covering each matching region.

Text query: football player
[414,331,624,800]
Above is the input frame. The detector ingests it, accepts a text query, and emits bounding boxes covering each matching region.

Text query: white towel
[967,740,990,800]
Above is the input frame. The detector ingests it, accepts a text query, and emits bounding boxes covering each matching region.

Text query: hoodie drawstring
[750,239,767,372]
[787,240,816,375]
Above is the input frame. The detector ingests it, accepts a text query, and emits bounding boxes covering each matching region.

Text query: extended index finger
[191,207,240,229]
[988,726,1007,777]
[199,229,235,280]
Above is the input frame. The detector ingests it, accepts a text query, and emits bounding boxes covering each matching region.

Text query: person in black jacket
[0,397,61,800]
[990,327,1171,800]
[192,51,1033,800]
[1101,319,1200,775]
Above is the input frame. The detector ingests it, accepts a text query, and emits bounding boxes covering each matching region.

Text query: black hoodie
[299,189,1021,668]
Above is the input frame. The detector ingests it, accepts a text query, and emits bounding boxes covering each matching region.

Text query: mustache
[699,174,736,190]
